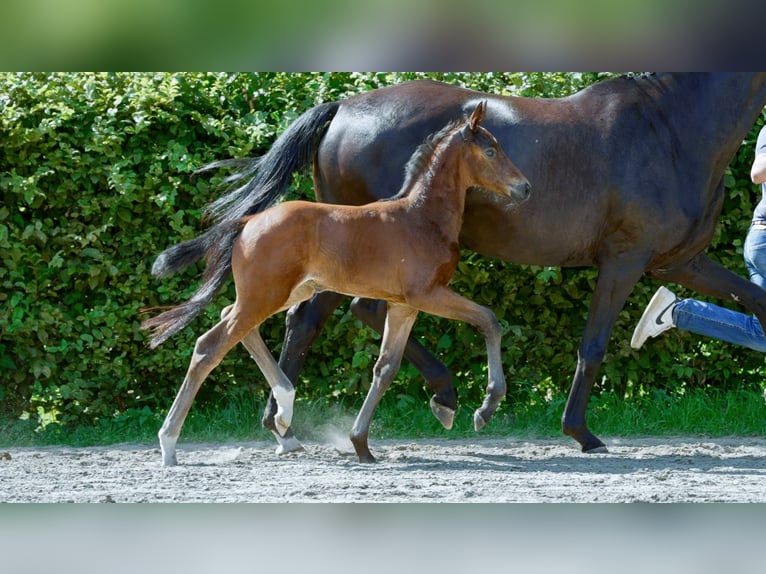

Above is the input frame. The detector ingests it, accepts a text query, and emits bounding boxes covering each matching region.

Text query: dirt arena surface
[2,435,765,502]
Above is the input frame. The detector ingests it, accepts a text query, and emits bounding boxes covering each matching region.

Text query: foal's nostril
[510,181,531,201]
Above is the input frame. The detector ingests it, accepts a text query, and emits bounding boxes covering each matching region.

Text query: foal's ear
[468,100,487,132]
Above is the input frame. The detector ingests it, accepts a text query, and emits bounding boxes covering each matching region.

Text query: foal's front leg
[240,332,296,440]
[411,287,507,431]
[350,297,457,430]
[349,303,419,463]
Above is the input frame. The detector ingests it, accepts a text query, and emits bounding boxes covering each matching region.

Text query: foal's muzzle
[509,181,531,203]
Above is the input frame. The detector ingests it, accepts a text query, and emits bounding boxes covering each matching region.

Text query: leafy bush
[1,72,763,431]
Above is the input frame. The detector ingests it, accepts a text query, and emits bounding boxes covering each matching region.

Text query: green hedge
[2,72,764,430]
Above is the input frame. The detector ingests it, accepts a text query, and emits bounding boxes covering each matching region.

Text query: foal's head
[459,101,531,204]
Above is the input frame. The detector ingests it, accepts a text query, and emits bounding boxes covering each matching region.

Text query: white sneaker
[630,286,678,349]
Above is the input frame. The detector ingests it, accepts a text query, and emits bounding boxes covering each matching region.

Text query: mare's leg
[158,308,254,466]
[562,254,648,453]
[649,252,766,328]
[262,291,346,453]
[220,305,299,454]
[350,297,457,429]
[350,303,418,463]
[409,287,506,431]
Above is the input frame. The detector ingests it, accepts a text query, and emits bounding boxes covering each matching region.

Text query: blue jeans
[673,223,766,352]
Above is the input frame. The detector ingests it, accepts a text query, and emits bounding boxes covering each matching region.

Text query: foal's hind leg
[350,303,418,463]
[262,291,346,454]
[410,287,507,431]
[240,330,297,447]
[158,312,252,466]
[221,306,299,454]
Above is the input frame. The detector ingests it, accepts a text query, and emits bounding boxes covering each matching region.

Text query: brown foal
[144,101,530,464]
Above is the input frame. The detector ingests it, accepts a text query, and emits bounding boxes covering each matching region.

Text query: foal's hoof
[583,444,609,454]
[473,410,487,431]
[161,450,178,466]
[430,396,455,430]
[275,442,305,455]
[357,451,377,464]
[271,431,305,455]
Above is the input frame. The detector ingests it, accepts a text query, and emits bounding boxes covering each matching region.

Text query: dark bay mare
[144,102,531,464]
[158,73,766,455]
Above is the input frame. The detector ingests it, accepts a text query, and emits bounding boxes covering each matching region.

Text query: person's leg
[632,226,766,351]
[744,223,766,289]
[673,298,766,352]
[631,285,766,352]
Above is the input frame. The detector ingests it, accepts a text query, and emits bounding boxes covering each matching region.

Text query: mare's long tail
[150,100,340,280]
[201,101,340,224]
[142,220,242,349]
[144,101,339,346]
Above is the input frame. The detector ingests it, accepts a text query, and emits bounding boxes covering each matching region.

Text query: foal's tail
[201,100,340,224]
[142,220,243,349]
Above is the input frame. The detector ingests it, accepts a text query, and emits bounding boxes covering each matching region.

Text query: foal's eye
[484,148,496,158]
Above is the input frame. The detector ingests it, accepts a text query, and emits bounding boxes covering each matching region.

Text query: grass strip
[1,388,764,448]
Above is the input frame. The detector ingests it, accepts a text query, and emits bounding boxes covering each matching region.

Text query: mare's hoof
[562,424,607,454]
[430,397,455,430]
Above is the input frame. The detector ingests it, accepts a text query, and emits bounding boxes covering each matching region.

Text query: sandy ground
[2,435,765,502]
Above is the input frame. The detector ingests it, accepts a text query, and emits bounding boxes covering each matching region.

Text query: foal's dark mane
[386,118,462,202]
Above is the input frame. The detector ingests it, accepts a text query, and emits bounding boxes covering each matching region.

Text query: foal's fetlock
[473,393,503,431]
[473,409,489,431]
[272,386,295,437]
[159,432,179,466]
[274,403,293,437]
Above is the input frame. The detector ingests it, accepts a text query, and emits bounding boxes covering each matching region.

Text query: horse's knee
[576,343,608,378]
[191,333,220,370]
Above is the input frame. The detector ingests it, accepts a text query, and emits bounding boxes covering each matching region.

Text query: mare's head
[459,101,530,204]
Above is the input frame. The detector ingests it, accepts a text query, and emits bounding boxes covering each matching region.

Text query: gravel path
[2,435,765,502]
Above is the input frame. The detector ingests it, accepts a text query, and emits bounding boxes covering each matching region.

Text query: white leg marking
[159,431,178,466]
[271,386,295,436]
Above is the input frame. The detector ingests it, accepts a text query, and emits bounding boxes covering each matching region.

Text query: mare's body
[255,74,766,453]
